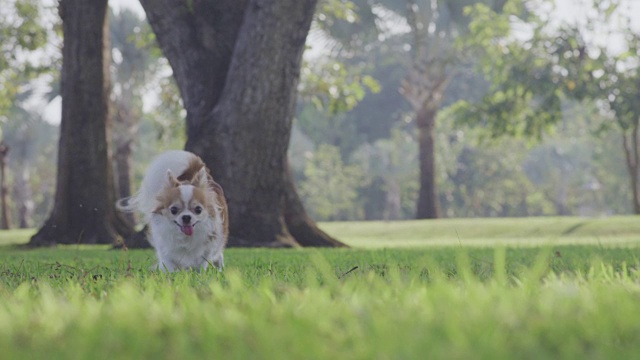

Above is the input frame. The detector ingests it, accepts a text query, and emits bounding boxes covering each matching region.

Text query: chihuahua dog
[118,150,228,271]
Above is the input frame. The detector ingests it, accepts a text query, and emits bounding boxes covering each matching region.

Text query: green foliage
[299,144,368,220]
[454,0,640,213]
[438,101,630,217]
[0,1,59,228]
[294,93,631,219]
[591,30,640,134]
[0,0,50,68]
[0,0,58,117]
[351,128,419,219]
[299,59,380,115]
[315,0,359,28]
[110,7,181,144]
[455,0,640,141]
[453,1,566,139]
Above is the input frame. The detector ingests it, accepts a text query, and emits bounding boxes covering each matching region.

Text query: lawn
[1,216,640,359]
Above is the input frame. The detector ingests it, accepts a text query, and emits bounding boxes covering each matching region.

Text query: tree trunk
[14,167,34,228]
[622,127,640,214]
[10,129,35,228]
[0,143,10,229]
[140,0,343,247]
[113,103,137,225]
[113,140,133,221]
[211,0,319,247]
[415,106,441,219]
[113,143,134,225]
[29,0,133,246]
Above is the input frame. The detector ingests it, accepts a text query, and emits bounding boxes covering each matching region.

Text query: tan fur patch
[153,187,182,213]
[191,187,209,210]
[177,155,207,183]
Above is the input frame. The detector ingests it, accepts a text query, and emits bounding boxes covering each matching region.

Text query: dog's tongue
[181,224,194,236]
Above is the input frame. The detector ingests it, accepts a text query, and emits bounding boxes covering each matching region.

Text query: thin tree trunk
[114,142,134,225]
[14,167,34,228]
[114,144,132,204]
[415,106,441,219]
[0,143,10,229]
[30,0,133,246]
[113,104,136,225]
[11,131,35,228]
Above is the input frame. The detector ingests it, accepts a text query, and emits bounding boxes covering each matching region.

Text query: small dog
[118,150,228,271]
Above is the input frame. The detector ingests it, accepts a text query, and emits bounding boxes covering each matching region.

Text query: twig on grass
[339,266,359,279]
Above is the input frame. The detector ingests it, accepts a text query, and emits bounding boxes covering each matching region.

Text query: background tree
[313,0,508,219]
[110,8,164,225]
[29,0,133,246]
[0,141,8,229]
[455,0,640,214]
[351,129,419,219]
[590,29,640,213]
[299,144,368,220]
[0,0,51,116]
[0,0,53,228]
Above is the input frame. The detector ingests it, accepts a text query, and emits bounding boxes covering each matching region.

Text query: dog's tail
[116,194,140,214]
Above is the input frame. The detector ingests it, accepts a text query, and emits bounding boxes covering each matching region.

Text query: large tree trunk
[210,0,318,247]
[415,106,441,219]
[29,0,133,246]
[140,0,343,247]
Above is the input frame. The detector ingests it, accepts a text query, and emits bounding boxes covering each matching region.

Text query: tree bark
[140,0,246,152]
[212,0,317,247]
[415,106,441,219]
[29,0,133,246]
[140,0,343,247]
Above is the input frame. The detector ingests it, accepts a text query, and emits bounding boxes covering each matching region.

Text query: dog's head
[153,166,214,236]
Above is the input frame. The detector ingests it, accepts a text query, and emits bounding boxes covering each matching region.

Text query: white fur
[118,150,226,272]
[122,150,195,222]
[149,210,223,272]
[179,186,193,204]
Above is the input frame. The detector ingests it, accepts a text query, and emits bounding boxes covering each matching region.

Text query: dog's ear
[193,166,209,188]
[166,169,180,188]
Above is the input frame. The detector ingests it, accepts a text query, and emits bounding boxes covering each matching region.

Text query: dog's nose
[182,215,191,224]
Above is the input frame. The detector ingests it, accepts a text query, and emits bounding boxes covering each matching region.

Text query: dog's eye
[194,206,203,215]
[170,206,179,215]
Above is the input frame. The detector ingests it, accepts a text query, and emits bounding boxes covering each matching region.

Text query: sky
[36,0,640,124]
[111,0,144,15]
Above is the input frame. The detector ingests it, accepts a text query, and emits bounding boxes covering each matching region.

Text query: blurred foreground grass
[1,216,640,359]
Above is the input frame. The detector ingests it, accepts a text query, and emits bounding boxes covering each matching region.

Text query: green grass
[320,215,640,247]
[0,228,36,246]
[2,216,640,359]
